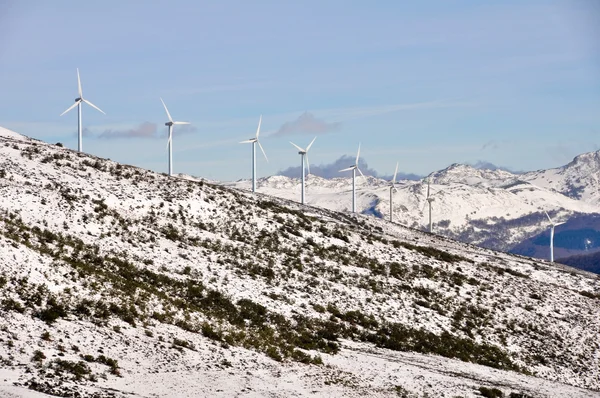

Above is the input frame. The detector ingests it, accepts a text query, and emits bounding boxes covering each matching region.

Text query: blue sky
[0,0,599,180]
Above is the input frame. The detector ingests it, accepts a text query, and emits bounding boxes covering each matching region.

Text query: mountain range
[228,151,600,273]
[0,126,599,397]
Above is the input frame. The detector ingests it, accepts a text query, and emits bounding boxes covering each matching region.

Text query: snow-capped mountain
[1,126,599,397]
[430,163,518,187]
[522,151,600,205]
[227,153,600,262]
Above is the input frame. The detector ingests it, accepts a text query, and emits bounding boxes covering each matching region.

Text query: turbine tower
[160,98,190,177]
[290,137,317,205]
[545,211,566,263]
[425,178,435,233]
[240,116,268,193]
[60,68,105,152]
[389,162,399,222]
[339,143,365,213]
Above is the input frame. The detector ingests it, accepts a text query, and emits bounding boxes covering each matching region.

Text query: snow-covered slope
[1,127,600,397]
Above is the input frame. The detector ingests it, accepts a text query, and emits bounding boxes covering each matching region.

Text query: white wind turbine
[422,177,437,233]
[240,116,268,193]
[339,143,365,214]
[60,68,105,152]
[160,98,190,177]
[389,162,399,222]
[544,210,566,263]
[290,137,317,205]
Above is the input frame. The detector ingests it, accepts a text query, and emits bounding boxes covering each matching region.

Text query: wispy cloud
[99,122,157,140]
[481,140,499,151]
[320,99,473,122]
[71,122,197,140]
[271,112,340,137]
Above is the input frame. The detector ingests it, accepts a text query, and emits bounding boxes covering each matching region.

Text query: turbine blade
[239,139,254,144]
[160,98,173,123]
[339,166,355,172]
[255,115,262,138]
[60,101,80,116]
[555,221,566,226]
[258,140,268,162]
[82,99,106,115]
[427,179,431,198]
[77,68,82,97]
[305,153,311,175]
[355,143,361,165]
[290,142,304,152]
[166,130,172,149]
[306,136,317,152]
[357,167,366,182]
[544,211,552,223]
[392,162,399,184]
[173,121,190,125]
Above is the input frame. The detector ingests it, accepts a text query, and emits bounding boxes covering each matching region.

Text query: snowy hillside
[1,127,600,397]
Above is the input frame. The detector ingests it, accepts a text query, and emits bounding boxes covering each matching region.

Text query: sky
[0,0,599,181]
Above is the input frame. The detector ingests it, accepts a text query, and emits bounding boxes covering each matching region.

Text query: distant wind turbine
[160,98,190,177]
[60,68,105,152]
[389,162,399,222]
[544,211,566,263]
[290,137,317,205]
[339,143,365,213]
[422,178,437,233]
[240,116,268,193]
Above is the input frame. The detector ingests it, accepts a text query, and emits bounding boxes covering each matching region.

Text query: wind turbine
[160,98,190,177]
[290,137,317,205]
[60,68,105,152]
[544,211,566,263]
[240,116,268,193]
[389,162,399,222]
[423,178,436,233]
[339,143,365,213]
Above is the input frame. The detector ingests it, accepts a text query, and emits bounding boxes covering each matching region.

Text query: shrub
[52,359,91,380]
[173,338,194,350]
[266,346,283,362]
[32,350,46,363]
[37,297,67,324]
[479,386,504,398]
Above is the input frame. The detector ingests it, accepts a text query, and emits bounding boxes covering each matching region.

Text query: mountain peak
[564,150,600,172]
[431,162,516,186]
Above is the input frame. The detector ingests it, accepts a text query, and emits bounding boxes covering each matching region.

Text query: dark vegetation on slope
[0,208,523,372]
